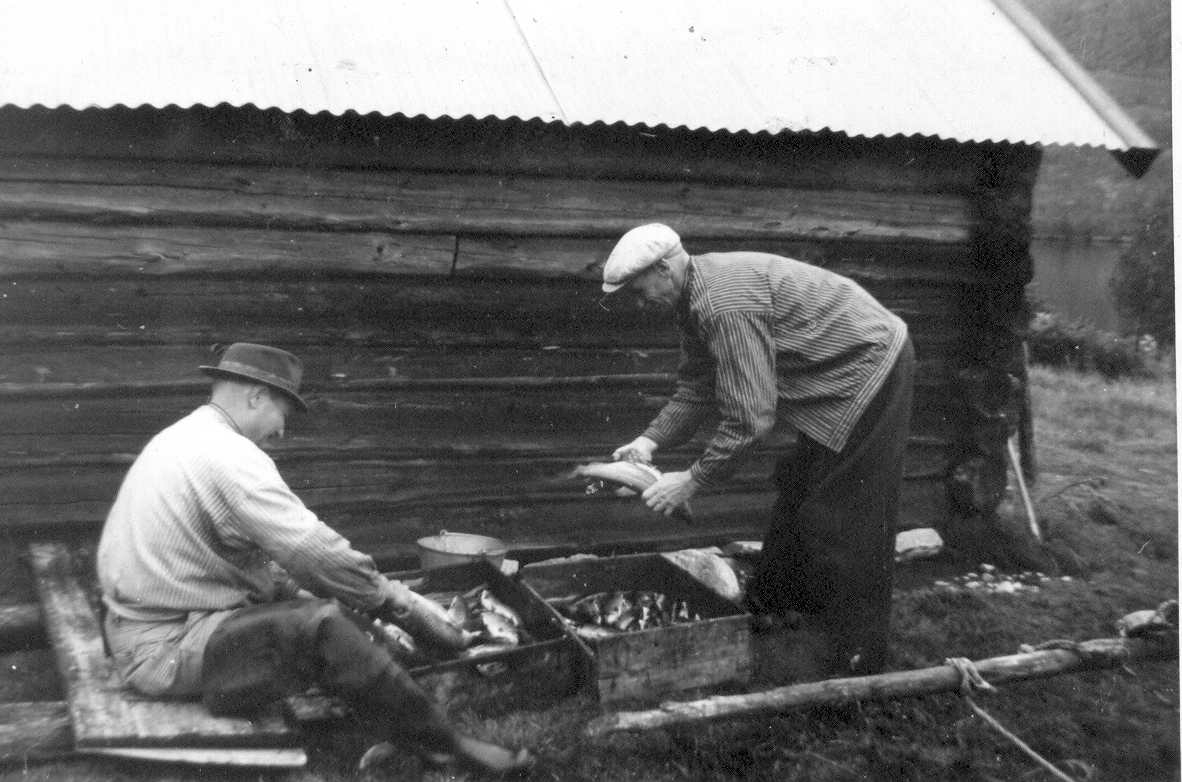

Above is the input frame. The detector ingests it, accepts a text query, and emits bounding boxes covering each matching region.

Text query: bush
[1026,310,1155,378]
[1110,202,1174,347]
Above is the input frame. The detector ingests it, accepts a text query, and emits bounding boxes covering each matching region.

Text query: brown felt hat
[200,342,308,411]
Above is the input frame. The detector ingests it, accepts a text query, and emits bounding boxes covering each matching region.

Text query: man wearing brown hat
[96,342,532,774]
[602,225,915,677]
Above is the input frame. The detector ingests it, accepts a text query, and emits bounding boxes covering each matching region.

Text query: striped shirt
[97,404,393,623]
[642,252,907,487]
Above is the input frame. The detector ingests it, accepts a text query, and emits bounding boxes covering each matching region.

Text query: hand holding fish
[642,470,698,517]
[612,435,658,464]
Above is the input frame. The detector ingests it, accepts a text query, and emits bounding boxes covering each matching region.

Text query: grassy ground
[0,363,1177,781]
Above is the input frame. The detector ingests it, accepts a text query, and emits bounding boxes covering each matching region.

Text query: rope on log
[584,634,1178,737]
[946,656,1078,782]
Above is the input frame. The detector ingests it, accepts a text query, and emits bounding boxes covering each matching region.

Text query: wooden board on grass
[26,542,300,754]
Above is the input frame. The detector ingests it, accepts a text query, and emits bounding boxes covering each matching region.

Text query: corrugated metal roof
[0,0,1157,160]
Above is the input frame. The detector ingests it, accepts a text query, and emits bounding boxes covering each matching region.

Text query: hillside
[1021,0,1172,239]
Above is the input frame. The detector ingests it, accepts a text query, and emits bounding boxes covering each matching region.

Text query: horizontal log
[0,345,680,385]
[0,372,675,401]
[0,354,953,400]
[0,413,957,464]
[0,278,964,351]
[0,602,45,652]
[0,221,455,277]
[0,473,951,551]
[0,385,958,450]
[0,108,989,194]
[0,156,976,243]
[311,480,951,568]
[0,221,1002,293]
[0,323,972,354]
[0,434,955,472]
[456,236,984,285]
[0,438,949,509]
[0,324,677,350]
[585,635,1179,736]
[0,276,672,338]
[0,339,965,388]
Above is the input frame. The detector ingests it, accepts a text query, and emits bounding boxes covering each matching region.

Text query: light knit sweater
[97,405,393,621]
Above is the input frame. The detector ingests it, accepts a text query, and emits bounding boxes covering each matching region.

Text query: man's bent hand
[612,435,658,464]
[642,470,698,516]
[373,581,470,651]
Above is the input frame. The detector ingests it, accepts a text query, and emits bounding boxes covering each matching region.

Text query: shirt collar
[205,402,243,436]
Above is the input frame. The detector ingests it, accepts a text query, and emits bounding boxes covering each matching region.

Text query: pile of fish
[371,584,533,667]
[548,590,702,642]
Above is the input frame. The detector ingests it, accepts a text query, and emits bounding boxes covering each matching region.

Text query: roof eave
[990,0,1159,178]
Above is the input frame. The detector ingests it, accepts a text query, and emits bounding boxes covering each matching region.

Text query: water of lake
[1028,238,1125,332]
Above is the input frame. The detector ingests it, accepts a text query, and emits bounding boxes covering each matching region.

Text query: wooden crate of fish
[522,554,752,703]
[376,560,595,714]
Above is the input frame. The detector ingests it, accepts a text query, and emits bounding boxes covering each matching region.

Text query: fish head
[601,591,631,625]
[479,611,520,644]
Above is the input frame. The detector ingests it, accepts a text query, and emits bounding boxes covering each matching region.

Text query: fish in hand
[572,461,694,523]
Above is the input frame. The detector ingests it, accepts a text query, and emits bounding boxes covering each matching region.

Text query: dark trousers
[747,338,915,675]
[201,599,454,752]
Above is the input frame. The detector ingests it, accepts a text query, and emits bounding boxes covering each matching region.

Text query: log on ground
[585,635,1178,736]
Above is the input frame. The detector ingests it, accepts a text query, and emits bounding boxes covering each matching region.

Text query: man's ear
[247,385,267,409]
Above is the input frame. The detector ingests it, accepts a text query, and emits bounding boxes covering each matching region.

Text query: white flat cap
[602,223,684,293]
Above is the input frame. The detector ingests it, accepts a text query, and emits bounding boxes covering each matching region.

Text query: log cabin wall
[0,106,1038,566]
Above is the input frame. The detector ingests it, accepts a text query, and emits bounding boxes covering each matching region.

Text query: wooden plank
[0,221,455,277]
[26,542,297,749]
[0,108,986,195]
[0,701,73,762]
[80,747,307,767]
[0,157,975,243]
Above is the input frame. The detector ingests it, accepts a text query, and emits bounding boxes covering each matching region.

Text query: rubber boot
[358,665,534,775]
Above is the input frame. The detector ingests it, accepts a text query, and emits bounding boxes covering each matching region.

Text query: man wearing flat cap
[96,342,532,774]
[603,224,915,676]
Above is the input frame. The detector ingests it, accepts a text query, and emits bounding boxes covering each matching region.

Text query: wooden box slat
[521,553,753,703]
[384,560,597,714]
[26,542,298,749]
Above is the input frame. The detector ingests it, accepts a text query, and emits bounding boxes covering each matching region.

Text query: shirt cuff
[688,461,719,489]
[641,426,669,448]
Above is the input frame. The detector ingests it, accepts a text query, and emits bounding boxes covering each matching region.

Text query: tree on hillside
[1109,202,1174,347]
